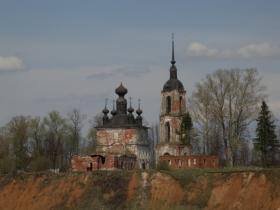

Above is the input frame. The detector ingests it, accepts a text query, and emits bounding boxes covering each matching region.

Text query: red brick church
[71,36,218,172]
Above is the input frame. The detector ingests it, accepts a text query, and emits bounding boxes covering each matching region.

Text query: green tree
[179,112,193,146]
[0,127,16,174]
[7,116,30,170]
[254,101,278,167]
[29,117,45,157]
[43,111,68,169]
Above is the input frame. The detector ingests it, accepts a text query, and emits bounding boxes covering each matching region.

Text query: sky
[0,0,280,129]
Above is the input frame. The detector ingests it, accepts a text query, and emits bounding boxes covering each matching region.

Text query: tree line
[0,109,100,173]
[0,68,279,174]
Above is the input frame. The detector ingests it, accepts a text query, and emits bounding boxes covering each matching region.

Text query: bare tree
[67,109,86,156]
[85,113,103,154]
[190,69,266,166]
[150,122,159,146]
[189,82,213,155]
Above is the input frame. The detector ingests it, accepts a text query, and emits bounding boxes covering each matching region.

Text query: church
[94,83,152,169]
[71,83,152,171]
[71,36,218,172]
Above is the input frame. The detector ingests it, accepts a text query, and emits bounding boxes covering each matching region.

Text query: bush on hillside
[156,161,171,171]
[28,156,51,172]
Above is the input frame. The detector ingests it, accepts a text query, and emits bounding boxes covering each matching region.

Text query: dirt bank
[0,169,280,210]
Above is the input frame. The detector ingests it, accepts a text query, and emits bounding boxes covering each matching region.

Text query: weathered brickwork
[156,89,190,163]
[71,154,136,171]
[159,90,187,143]
[160,90,187,115]
[156,144,191,159]
[156,40,219,168]
[96,128,151,169]
[159,154,219,169]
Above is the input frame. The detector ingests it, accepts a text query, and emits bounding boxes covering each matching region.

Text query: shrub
[0,157,16,174]
[156,161,171,171]
[28,156,51,172]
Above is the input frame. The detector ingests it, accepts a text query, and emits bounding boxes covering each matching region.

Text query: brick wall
[159,154,219,169]
[71,154,137,172]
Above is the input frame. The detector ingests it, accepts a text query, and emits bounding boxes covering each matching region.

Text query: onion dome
[102,99,110,125]
[102,99,109,115]
[102,106,109,115]
[136,99,143,123]
[163,78,185,92]
[136,108,142,116]
[127,97,134,113]
[127,97,135,123]
[115,82,128,96]
[128,107,134,113]
[111,100,117,116]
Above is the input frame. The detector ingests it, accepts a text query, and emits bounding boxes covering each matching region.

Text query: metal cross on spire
[171,33,176,65]
[112,99,115,109]
[138,98,141,109]
[129,96,132,107]
[105,98,108,108]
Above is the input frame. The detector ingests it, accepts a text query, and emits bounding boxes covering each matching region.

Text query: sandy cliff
[0,169,280,210]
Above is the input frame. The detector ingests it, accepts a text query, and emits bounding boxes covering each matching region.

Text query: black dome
[163,79,185,92]
[115,83,128,96]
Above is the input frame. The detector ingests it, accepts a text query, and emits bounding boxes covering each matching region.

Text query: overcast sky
[0,0,280,128]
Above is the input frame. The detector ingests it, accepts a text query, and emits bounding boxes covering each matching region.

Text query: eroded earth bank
[0,169,280,210]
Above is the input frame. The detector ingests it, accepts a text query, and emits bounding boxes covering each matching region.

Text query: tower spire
[171,33,176,65]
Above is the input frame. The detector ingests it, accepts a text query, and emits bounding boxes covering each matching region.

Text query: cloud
[237,43,279,58]
[87,65,151,80]
[186,42,280,59]
[187,42,219,57]
[0,56,24,71]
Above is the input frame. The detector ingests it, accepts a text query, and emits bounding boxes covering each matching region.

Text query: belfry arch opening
[166,96,171,114]
[179,96,182,113]
[165,122,171,143]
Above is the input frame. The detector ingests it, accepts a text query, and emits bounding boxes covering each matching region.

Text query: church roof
[98,83,146,129]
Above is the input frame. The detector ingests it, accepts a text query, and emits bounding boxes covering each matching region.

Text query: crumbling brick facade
[96,128,151,169]
[71,154,136,172]
[94,83,152,169]
[159,154,219,169]
[156,85,190,163]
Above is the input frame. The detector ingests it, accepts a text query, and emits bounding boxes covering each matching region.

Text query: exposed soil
[0,170,280,210]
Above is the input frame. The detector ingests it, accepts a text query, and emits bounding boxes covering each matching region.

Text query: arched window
[179,96,182,113]
[165,122,171,143]
[166,96,171,114]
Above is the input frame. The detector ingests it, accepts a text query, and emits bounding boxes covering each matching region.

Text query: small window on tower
[179,96,182,113]
[165,122,171,143]
[166,96,171,114]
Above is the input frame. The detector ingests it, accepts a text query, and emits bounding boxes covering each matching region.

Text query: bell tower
[156,35,190,162]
